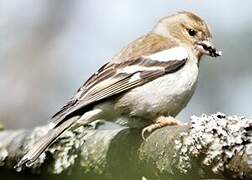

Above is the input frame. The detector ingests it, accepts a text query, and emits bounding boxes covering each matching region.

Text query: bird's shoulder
[110,33,179,63]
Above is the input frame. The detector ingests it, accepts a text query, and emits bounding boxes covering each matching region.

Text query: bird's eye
[187,29,197,36]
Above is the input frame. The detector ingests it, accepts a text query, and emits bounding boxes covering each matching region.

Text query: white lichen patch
[48,126,88,174]
[0,130,23,166]
[174,113,252,175]
[0,148,8,166]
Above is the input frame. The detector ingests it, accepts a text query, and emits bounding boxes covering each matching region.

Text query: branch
[0,113,251,179]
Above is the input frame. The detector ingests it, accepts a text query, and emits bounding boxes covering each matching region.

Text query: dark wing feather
[51,63,115,119]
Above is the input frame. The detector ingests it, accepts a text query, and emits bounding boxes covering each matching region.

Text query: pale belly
[114,61,199,123]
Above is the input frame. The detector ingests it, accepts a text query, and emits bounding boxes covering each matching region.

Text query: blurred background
[0,0,251,129]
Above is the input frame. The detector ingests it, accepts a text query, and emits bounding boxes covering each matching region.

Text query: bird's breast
[115,60,199,123]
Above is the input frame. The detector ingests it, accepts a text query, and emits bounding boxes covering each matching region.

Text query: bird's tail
[14,116,78,169]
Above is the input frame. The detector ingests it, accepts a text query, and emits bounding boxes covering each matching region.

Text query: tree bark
[0,113,251,180]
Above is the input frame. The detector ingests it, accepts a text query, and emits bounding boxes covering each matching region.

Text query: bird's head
[153,11,221,58]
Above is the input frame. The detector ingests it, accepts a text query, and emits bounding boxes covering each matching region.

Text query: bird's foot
[141,116,182,140]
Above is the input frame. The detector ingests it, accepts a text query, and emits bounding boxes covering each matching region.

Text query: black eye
[187,29,197,36]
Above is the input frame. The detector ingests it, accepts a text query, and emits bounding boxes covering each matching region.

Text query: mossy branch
[0,113,251,179]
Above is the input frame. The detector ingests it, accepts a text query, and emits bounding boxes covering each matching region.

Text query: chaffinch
[16,11,221,168]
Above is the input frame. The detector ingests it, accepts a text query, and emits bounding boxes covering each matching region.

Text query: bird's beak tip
[216,50,222,56]
[196,41,222,58]
[210,48,222,57]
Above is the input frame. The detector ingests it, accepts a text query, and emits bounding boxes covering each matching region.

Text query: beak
[196,40,222,57]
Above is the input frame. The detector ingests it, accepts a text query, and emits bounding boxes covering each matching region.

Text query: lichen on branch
[0,113,251,180]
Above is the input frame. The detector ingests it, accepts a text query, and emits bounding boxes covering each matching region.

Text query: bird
[15,11,221,169]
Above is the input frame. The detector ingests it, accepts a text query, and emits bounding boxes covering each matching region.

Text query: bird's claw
[141,124,159,140]
[141,116,182,140]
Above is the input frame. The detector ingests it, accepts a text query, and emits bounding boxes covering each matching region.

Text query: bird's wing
[52,46,188,126]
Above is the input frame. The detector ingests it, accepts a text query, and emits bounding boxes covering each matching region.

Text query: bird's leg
[141,116,182,140]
